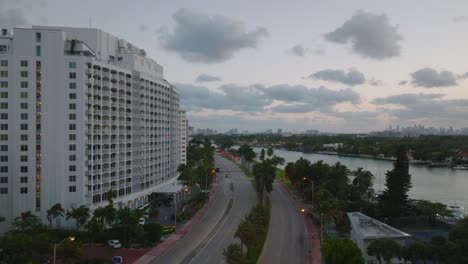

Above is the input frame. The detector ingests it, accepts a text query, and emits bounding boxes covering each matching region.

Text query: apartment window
[69,72,76,79]
[69,145,76,151]
[0,60,7,67]
[69,175,76,182]
[0,45,7,53]
[20,187,28,194]
[69,82,76,89]
[0,103,6,109]
[0,145,7,151]
[69,134,76,141]
[20,71,28,78]
[0,81,7,88]
[0,92,7,98]
[20,166,28,173]
[20,155,28,162]
[20,177,27,183]
[69,155,76,161]
[0,188,7,194]
[20,124,28,130]
[20,113,28,120]
[36,46,41,57]
[21,81,28,88]
[69,124,76,130]
[0,124,7,130]
[69,103,76,110]
[69,114,76,120]
[69,165,76,172]
[36,32,41,42]
[69,186,76,192]
[20,145,28,151]
[0,177,6,183]
[20,60,28,67]
[20,134,27,141]
[20,92,28,99]
[0,166,7,173]
[0,71,6,77]
[20,103,28,109]
[69,93,76,100]
[0,156,6,162]
[0,113,7,119]
[69,62,76,68]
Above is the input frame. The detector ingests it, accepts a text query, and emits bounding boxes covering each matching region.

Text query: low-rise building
[347,212,411,264]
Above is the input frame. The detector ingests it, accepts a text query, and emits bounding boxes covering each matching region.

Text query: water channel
[253,147,468,211]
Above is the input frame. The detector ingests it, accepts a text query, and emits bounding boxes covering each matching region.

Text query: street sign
[113,256,123,264]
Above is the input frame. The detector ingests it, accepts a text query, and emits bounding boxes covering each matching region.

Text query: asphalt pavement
[262,181,310,264]
[184,156,257,264]
[146,155,256,264]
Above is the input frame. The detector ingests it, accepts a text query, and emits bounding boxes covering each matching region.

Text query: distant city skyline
[2,0,468,132]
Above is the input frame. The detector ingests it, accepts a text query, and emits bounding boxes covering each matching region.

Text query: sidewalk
[133,175,220,264]
[278,181,322,264]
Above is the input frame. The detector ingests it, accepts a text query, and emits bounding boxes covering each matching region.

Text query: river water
[253,147,468,211]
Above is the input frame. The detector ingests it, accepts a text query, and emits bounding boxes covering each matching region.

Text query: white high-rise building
[0,26,183,232]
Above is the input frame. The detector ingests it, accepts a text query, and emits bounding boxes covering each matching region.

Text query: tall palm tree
[11,211,42,232]
[66,205,90,230]
[46,203,64,228]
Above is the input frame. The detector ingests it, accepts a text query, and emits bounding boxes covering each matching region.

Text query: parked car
[138,217,146,225]
[108,240,121,249]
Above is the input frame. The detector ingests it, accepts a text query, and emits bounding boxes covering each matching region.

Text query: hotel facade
[0,26,184,231]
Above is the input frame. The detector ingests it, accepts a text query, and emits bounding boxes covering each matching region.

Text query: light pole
[174,191,177,230]
[303,177,314,208]
[53,236,75,264]
[320,213,323,245]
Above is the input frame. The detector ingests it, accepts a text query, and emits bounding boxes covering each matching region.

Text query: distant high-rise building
[277,128,282,134]
[0,26,181,232]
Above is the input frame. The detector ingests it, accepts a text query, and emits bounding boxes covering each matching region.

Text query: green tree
[445,216,468,263]
[322,239,364,264]
[10,211,44,233]
[367,239,401,264]
[56,239,82,263]
[379,146,412,217]
[252,147,284,204]
[238,144,256,171]
[223,243,245,264]
[234,220,256,252]
[143,222,163,242]
[66,205,90,230]
[85,216,104,258]
[0,215,5,223]
[46,203,64,228]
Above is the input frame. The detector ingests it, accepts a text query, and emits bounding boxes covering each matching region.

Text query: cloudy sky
[3,0,468,133]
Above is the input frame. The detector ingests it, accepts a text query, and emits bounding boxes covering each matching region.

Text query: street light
[53,236,75,264]
[303,177,314,208]
[300,208,306,213]
[320,213,324,245]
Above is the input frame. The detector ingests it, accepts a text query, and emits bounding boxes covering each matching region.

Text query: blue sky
[3,0,468,133]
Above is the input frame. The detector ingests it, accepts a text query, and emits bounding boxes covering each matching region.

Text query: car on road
[138,217,146,225]
[108,240,121,249]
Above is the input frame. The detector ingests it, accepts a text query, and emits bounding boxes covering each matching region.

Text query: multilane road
[154,155,257,264]
[262,181,310,264]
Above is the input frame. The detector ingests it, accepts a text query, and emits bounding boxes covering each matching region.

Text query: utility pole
[303,177,314,208]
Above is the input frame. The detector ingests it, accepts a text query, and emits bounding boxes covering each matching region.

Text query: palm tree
[223,243,245,264]
[85,216,104,257]
[66,205,90,230]
[252,148,284,204]
[11,211,43,233]
[367,239,401,264]
[46,203,64,228]
[234,220,256,252]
